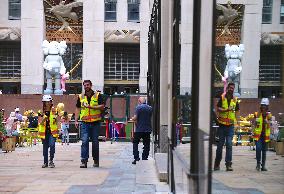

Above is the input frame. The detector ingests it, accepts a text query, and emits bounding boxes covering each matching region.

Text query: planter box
[275,142,284,155]
[2,136,16,152]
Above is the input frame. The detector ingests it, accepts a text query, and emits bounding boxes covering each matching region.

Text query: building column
[83,0,104,91]
[240,1,262,98]
[21,0,44,94]
[139,0,149,93]
[180,0,193,95]
[158,0,171,153]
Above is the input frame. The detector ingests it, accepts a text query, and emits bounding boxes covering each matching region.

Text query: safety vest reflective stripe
[81,114,101,121]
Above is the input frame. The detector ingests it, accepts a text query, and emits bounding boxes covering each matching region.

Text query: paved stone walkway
[0,142,169,194]
[212,145,284,194]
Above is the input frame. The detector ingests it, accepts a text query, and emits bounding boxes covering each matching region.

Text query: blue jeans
[81,122,100,162]
[215,125,234,165]
[42,133,56,164]
[255,136,267,165]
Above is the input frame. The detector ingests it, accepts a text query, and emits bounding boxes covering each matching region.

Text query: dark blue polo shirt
[135,103,153,132]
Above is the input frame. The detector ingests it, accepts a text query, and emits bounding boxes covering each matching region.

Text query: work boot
[226,163,233,171]
[42,163,48,168]
[261,164,267,171]
[214,161,220,171]
[49,161,55,168]
[256,163,261,171]
[93,160,99,168]
[132,158,140,165]
[80,160,87,168]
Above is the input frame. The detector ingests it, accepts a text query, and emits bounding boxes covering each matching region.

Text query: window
[128,0,140,22]
[104,44,140,81]
[8,0,21,20]
[262,0,273,24]
[259,45,282,82]
[281,0,284,23]
[105,0,117,21]
[0,42,21,79]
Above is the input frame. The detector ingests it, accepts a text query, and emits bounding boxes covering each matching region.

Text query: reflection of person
[253,98,272,171]
[214,82,240,171]
[38,95,59,168]
[75,80,104,168]
[131,97,153,165]
[61,111,70,145]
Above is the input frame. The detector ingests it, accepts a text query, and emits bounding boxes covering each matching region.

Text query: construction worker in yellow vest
[253,98,272,171]
[214,82,240,171]
[38,95,59,168]
[75,80,104,168]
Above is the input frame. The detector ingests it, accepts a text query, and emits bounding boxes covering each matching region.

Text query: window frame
[8,0,21,20]
[127,1,140,22]
[262,0,273,24]
[105,0,117,22]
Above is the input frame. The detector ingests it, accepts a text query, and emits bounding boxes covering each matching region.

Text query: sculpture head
[42,40,67,56]
[225,44,245,59]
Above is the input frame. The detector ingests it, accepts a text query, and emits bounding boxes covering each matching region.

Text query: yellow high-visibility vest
[253,112,271,142]
[79,92,101,122]
[217,94,237,126]
[38,111,58,139]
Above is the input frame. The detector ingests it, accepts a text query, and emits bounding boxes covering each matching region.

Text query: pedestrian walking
[214,82,240,171]
[131,97,153,165]
[75,80,104,168]
[38,95,59,168]
[61,111,70,145]
[253,98,272,171]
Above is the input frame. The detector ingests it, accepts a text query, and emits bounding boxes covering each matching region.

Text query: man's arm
[217,97,231,113]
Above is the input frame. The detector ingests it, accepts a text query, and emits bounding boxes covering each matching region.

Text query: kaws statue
[224,44,244,97]
[42,40,67,95]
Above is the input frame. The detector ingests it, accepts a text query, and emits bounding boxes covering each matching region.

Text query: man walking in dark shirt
[131,97,153,164]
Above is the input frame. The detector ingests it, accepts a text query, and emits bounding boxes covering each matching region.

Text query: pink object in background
[61,72,70,92]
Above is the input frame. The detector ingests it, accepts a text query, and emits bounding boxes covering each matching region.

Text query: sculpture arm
[43,57,52,71]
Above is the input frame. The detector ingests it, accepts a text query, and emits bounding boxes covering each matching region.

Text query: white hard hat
[260,98,269,106]
[42,95,53,102]
[15,107,20,112]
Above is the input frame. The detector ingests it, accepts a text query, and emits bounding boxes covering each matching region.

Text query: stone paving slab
[1,142,170,194]
[212,145,284,194]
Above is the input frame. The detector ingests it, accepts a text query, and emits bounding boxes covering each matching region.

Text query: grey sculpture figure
[42,40,67,95]
[224,44,245,97]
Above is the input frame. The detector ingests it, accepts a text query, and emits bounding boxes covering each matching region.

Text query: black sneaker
[80,161,87,168]
[132,158,140,165]
[226,165,233,171]
[93,161,99,168]
[256,163,261,171]
[49,161,55,168]
[261,166,268,171]
[42,163,48,168]
[214,165,220,171]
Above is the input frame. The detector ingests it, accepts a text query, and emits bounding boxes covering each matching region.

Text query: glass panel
[128,3,139,21]
[104,44,140,81]
[105,3,117,21]
[8,0,21,20]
